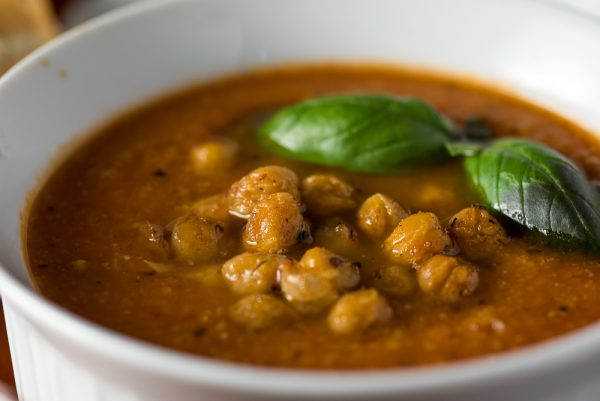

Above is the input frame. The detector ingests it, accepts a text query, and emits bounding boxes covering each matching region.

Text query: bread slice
[0,0,60,73]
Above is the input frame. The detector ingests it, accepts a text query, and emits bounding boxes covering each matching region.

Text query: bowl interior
[2,0,600,395]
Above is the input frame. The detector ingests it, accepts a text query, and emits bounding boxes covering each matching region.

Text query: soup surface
[26,65,600,369]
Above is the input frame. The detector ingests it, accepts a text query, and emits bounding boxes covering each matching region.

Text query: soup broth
[26,65,600,369]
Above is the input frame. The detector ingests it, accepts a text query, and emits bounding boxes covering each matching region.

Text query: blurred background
[0,0,599,399]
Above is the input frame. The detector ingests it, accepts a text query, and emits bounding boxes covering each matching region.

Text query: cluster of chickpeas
[155,139,510,335]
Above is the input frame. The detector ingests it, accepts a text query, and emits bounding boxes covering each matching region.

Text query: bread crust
[0,0,59,72]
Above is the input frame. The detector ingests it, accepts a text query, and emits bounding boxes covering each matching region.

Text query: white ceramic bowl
[2,0,600,400]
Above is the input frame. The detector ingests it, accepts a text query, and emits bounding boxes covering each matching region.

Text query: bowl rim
[2,0,600,396]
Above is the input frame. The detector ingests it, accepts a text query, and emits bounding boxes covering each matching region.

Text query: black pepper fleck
[193,327,207,337]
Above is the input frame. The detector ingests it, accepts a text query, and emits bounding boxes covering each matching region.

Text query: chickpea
[372,264,416,298]
[327,289,392,335]
[383,212,452,266]
[279,260,339,314]
[357,193,408,239]
[301,174,357,217]
[417,255,479,303]
[229,294,293,330]
[221,252,289,295]
[190,138,239,175]
[313,218,360,258]
[137,221,169,259]
[228,166,300,218]
[243,192,311,253]
[415,184,457,209]
[170,214,223,265]
[299,247,360,292]
[448,206,509,262]
[191,193,231,226]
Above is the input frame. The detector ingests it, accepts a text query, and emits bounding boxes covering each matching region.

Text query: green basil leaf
[464,138,600,250]
[257,94,456,173]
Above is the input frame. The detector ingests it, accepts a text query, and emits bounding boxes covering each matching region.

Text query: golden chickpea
[191,193,231,226]
[190,138,239,175]
[229,294,294,330]
[327,289,392,335]
[383,212,452,265]
[372,264,416,298]
[301,174,357,216]
[137,221,169,259]
[243,192,311,253]
[228,166,300,218]
[357,193,408,238]
[313,218,360,259]
[299,247,360,292]
[221,252,289,295]
[414,184,457,209]
[448,206,509,262]
[279,260,339,314]
[417,255,479,303]
[170,214,223,265]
